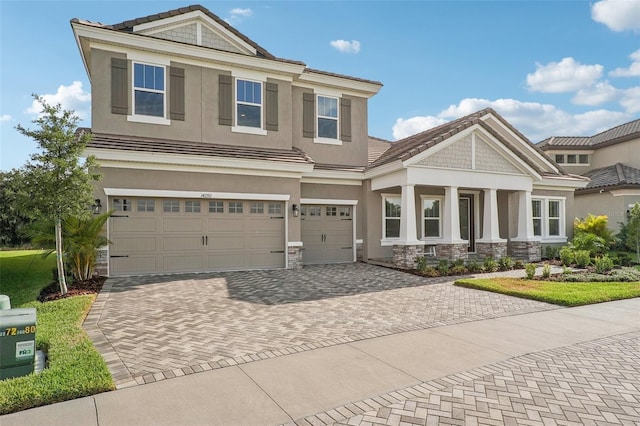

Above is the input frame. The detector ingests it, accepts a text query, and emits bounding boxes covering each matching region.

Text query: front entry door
[459,195,475,252]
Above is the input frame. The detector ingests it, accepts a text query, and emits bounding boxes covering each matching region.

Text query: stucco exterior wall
[592,138,640,170]
[574,192,640,232]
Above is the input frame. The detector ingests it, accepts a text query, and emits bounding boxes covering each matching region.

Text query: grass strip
[455,277,640,306]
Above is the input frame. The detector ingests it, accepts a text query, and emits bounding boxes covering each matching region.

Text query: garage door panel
[248,235,284,249]
[163,217,202,232]
[206,254,243,269]
[111,217,157,233]
[247,252,285,268]
[111,237,157,254]
[111,256,157,275]
[207,217,245,232]
[210,236,244,250]
[163,254,203,271]
[162,236,203,251]
[247,218,283,232]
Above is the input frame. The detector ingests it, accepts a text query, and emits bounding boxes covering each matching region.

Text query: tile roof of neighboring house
[368,108,562,176]
[368,136,392,165]
[313,163,366,172]
[71,5,381,85]
[82,129,314,165]
[538,118,640,150]
[580,163,640,192]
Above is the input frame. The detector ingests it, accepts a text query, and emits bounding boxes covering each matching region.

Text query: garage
[300,203,355,265]
[108,196,286,275]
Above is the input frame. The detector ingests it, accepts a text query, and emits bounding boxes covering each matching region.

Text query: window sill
[232,126,267,136]
[314,137,342,146]
[381,238,399,247]
[127,115,171,126]
[537,236,567,244]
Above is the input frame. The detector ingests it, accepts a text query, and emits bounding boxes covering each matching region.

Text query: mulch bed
[38,276,107,302]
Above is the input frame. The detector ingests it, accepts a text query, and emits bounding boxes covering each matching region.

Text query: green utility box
[0,308,37,380]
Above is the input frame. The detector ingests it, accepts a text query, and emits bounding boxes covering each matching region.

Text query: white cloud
[609,49,640,77]
[392,116,447,140]
[572,81,620,105]
[526,58,603,93]
[330,40,361,54]
[226,8,253,25]
[26,81,91,119]
[620,86,640,113]
[591,0,640,32]
[392,97,631,142]
[0,114,12,123]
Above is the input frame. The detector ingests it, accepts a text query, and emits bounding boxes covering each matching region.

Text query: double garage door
[109,197,285,276]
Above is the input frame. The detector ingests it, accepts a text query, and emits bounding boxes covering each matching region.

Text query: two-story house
[539,119,640,232]
[72,5,587,277]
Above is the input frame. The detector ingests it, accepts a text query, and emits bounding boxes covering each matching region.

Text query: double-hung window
[422,198,441,238]
[383,195,401,240]
[531,197,565,241]
[317,95,338,139]
[236,79,262,128]
[133,63,165,117]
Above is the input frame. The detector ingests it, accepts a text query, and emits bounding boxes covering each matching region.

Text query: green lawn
[455,277,640,306]
[0,250,114,414]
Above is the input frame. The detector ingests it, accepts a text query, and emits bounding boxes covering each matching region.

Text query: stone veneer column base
[509,241,541,262]
[476,241,508,259]
[436,243,469,261]
[288,246,303,269]
[94,247,108,277]
[393,245,423,269]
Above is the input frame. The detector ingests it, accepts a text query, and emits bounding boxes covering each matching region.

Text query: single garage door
[109,197,285,275]
[301,204,354,265]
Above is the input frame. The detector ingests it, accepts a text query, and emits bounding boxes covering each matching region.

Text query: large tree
[0,169,32,247]
[16,96,99,295]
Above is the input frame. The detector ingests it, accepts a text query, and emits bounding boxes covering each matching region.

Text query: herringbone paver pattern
[86,263,557,387]
[298,332,640,426]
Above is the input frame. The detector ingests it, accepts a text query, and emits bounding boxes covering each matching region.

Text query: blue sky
[1,0,639,170]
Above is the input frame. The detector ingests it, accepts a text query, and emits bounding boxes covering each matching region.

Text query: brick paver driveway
[86,263,557,387]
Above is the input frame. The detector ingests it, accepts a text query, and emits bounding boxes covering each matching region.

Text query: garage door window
[209,200,224,213]
[268,202,282,214]
[309,206,321,216]
[229,201,243,213]
[113,198,131,212]
[339,207,351,217]
[163,200,180,213]
[137,199,155,212]
[185,201,201,213]
[326,206,337,216]
[250,202,264,213]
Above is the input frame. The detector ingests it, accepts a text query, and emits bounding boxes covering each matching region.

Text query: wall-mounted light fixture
[292,204,299,217]
[92,199,102,215]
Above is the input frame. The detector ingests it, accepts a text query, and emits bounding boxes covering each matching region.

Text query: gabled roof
[368,108,564,177]
[538,118,640,150]
[82,129,314,165]
[368,136,392,165]
[580,163,640,192]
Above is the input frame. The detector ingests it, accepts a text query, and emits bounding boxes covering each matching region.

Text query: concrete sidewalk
[2,297,639,425]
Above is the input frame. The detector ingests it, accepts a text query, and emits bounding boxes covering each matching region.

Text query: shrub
[559,267,640,282]
[483,256,498,272]
[570,232,608,257]
[594,255,614,274]
[467,261,483,273]
[574,214,614,242]
[525,263,536,279]
[437,259,450,275]
[421,266,440,277]
[559,246,574,266]
[574,250,591,268]
[498,256,513,271]
[614,253,633,267]
[542,263,552,279]
[544,245,559,260]
[514,259,525,269]
[416,256,428,272]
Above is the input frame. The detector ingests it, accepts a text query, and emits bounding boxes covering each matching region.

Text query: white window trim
[233,78,265,135]
[532,196,567,242]
[420,195,444,241]
[381,193,401,246]
[129,61,170,125]
[314,94,342,145]
[553,153,590,166]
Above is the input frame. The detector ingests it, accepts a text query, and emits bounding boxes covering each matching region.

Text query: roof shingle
[581,163,640,191]
[538,118,640,150]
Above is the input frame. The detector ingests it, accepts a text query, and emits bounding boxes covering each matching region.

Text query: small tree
[0,170,33,247]
[626,202,640,262]
[15,96,99,295]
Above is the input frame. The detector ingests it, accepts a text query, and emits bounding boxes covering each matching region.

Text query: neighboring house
[72,5,587,277]
[539,119,640,232]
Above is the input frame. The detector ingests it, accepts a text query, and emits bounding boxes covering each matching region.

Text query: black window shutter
[265,82,278,131]
[169,67,185,121]
[340,98,352,142]
[303,92,315,138]
[219,74,232,126]
[111,58,128,115]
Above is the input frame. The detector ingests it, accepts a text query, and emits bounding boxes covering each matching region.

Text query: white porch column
[398,184,422,245]
[477,188,506,242]
[442,186,464,243]
[513,190,536,240]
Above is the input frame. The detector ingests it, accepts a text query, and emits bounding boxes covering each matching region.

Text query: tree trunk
[55,218,68,295]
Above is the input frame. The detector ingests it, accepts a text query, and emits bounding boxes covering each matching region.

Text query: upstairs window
[133,63,165,117]
[236,79,262,128]
[317,96,338,139]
